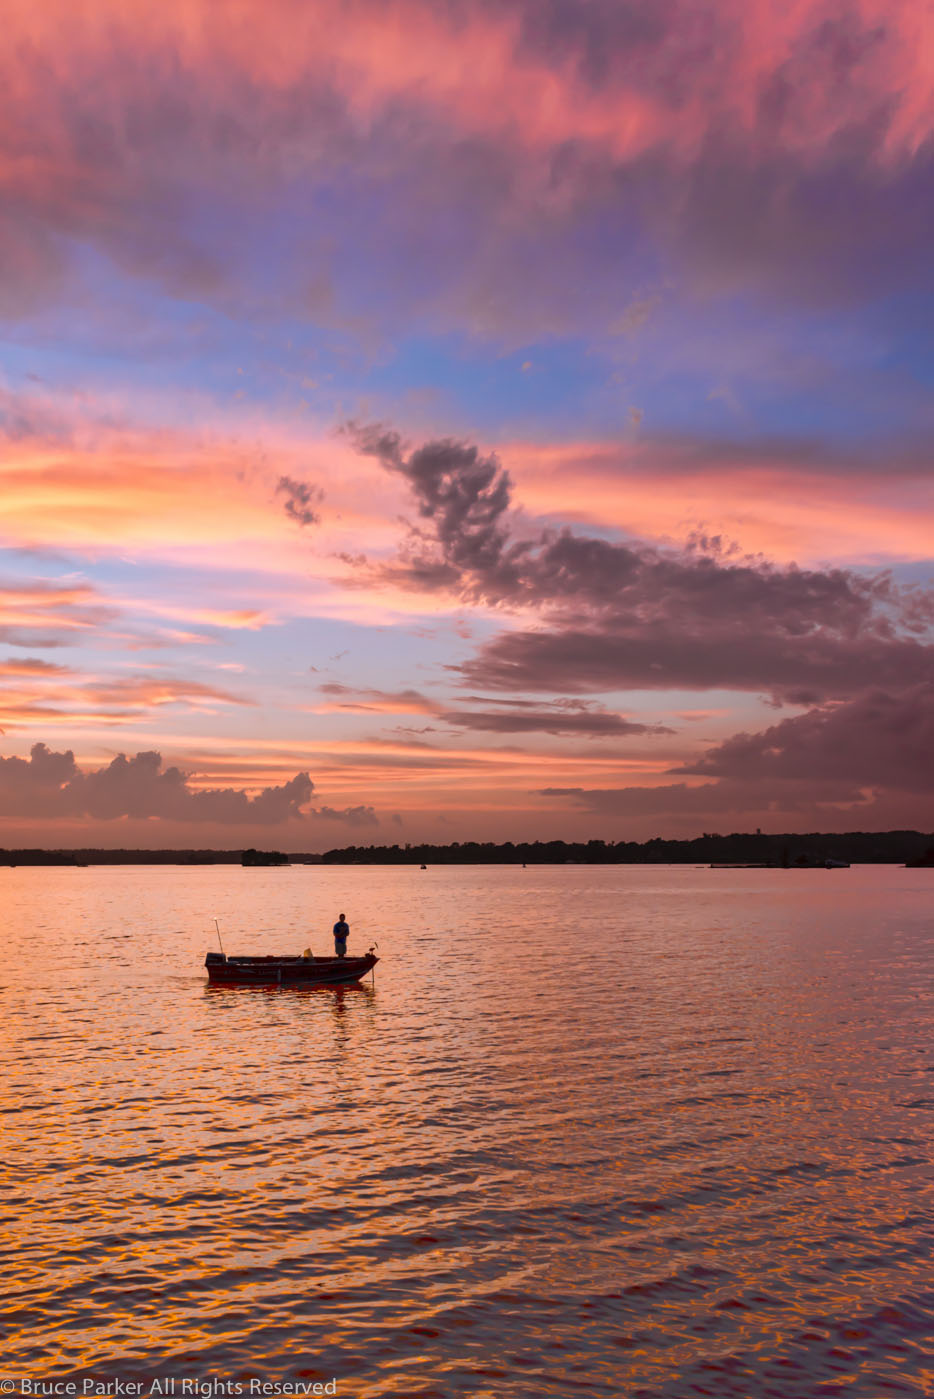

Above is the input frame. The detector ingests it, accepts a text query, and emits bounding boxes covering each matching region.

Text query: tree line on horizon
[0,829,931,866]
[322,830,934,866]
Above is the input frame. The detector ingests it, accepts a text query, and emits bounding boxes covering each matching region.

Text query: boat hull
[205,952,377,986]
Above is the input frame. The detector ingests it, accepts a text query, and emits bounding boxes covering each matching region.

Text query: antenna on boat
[214,917,226,959]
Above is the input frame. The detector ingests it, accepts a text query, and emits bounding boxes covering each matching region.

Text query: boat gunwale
[218,953,374,965]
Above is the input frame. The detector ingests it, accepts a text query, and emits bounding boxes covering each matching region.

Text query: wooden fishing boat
[205,949,378,986]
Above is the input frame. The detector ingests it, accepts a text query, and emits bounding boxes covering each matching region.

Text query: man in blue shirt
[333,913,349,957]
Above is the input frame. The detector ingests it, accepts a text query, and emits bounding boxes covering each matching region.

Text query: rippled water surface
[3,863,934,1397]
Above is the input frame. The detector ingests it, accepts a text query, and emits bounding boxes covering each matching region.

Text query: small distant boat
[205,950,378,986]
[420,863,427,869]
[824,858,850,868]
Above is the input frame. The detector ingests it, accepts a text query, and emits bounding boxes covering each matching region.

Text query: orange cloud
[125,602,273,631]
[0,582,116,644]
[0,386,411,568]
[0,658,70,677]
[506,439,934,566]
[2,441,283,553]
[0,659,253,732]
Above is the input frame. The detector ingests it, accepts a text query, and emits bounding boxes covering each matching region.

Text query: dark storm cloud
[276,475,324,528]
[677,684,934,792]
[349,424,934,702]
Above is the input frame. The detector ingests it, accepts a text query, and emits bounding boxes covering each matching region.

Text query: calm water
[2,864,934,1397]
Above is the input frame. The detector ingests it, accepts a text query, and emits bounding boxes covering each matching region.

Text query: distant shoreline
[1,829,932,866]
[322,830,934,867]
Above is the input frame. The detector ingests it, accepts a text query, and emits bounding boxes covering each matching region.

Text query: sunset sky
[1,0,932,848]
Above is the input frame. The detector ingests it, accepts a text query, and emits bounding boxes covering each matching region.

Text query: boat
[205,949,378,986]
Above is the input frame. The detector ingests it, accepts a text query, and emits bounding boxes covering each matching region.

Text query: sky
[0,0,932,849]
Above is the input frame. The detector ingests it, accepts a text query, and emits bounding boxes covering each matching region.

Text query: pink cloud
[3,1,930,175]
[0,0,931,324]
[0,742,379,829]
[0,743,312,823]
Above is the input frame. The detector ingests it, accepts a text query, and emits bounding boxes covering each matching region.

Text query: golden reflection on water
[2,864,934,1396]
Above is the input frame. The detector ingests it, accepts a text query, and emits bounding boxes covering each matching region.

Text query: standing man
[333,913,349,958]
